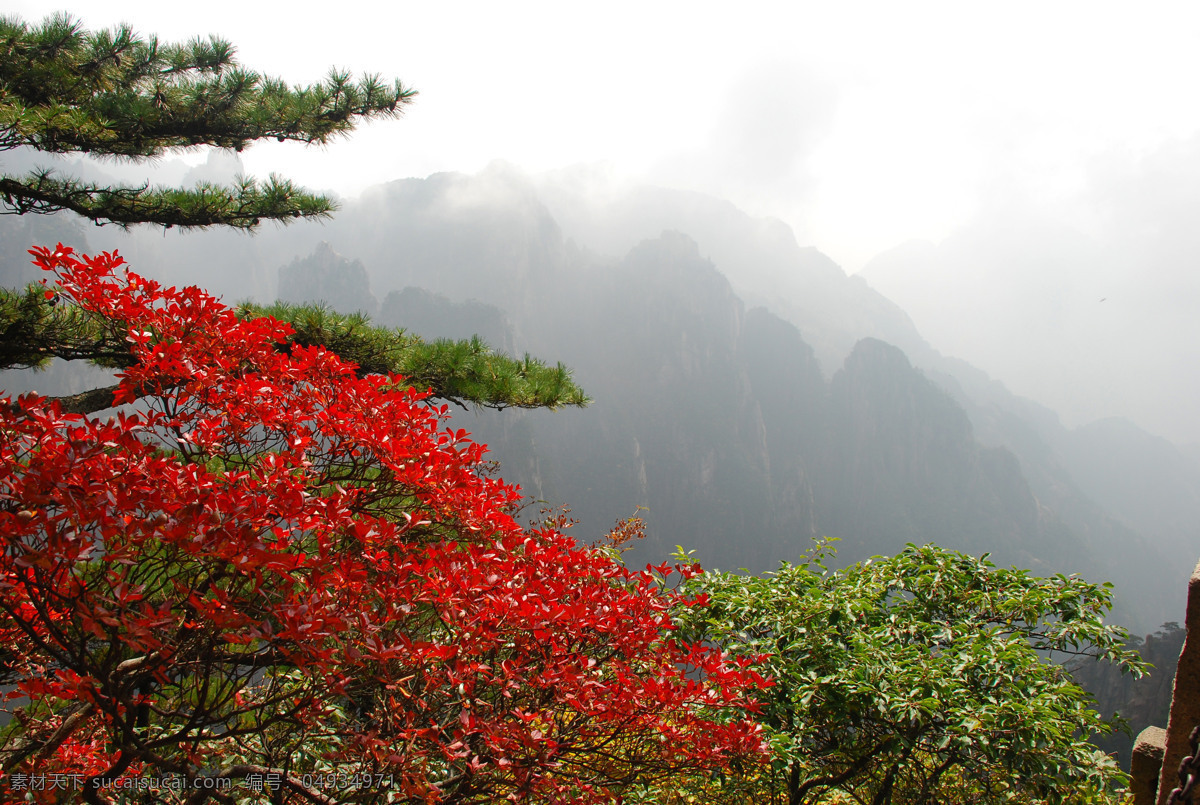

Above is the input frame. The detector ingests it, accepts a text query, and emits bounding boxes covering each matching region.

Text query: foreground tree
[0,246,767,803]
[666,541,1145,805]
[0,13,587,412]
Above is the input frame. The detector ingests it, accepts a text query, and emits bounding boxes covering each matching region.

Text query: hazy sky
[11,1,1200,270]
[9,1,1200,442]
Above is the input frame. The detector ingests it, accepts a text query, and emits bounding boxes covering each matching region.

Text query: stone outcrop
[1157,559,1200,804]
[1128,557,1200,804]
[1132,727,1167,805]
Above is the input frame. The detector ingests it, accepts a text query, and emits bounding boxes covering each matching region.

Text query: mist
[6,0,1198,451]
[4,2,1200,603]
[858,130,1200,446]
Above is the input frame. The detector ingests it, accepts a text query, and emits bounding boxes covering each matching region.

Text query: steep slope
[277,242,378,317]
[535,169,929,375]
[817,339,1044,565]
[922,365,1184,625]
[739,307,825,553]
[482,231,790,572]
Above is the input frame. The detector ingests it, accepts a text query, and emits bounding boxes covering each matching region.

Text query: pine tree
[0,13,587,412]
[0,12,410,228]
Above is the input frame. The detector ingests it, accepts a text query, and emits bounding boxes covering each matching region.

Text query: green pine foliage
[0,287,587,412]
[0,283,129,371]
[244,301,588,410]
[0,12,415,228]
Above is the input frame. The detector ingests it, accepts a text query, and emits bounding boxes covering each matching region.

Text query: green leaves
[671,542,1145,804]
[0,282,130,372]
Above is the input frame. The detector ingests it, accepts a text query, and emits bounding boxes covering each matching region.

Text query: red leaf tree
[0,246,767,804]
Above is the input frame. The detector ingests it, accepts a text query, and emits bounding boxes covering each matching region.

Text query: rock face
[1157,561,1200,805]
[478,230,788,572]
[817,339,1041,565]
[377,288,516,355]
[1132,726,1168,805]
[278,242,378,317]
[739,307,825,556]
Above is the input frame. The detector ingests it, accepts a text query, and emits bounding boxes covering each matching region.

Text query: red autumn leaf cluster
[0,246,767,804]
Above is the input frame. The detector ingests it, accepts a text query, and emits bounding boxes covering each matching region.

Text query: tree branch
[192,765,339,805]
[50,383,122,414]
[0,701,96,773]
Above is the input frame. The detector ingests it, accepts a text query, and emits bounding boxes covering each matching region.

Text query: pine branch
[0,13,416,228]
[0,172,334,229]
[244,301,591,410]
[0,14,416,155]
[0,284,129,369]
[45,384,122,415]
[0,289,590,413]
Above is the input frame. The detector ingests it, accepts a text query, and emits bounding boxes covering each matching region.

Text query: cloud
[646,60,838,228]
[181,149,246,187]
[861,134,1200,446]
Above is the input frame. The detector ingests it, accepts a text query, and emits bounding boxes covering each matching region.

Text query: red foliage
[0,246,767,803]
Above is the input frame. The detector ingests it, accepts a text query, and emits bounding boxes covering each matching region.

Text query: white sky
[12,1,1200,270]
[9,1,1200,443]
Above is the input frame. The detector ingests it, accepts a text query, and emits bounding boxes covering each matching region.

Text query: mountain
[278,241,378,317]
[0,163,1189,634]
[818,339,1045,565]
[527,166,1184,627]
[533,167,931,376]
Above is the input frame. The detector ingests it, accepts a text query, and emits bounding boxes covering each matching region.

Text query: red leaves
[0,245,767,802]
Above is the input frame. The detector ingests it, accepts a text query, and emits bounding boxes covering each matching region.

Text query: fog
[6,0,1200,446]
[862,144,1200,444]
